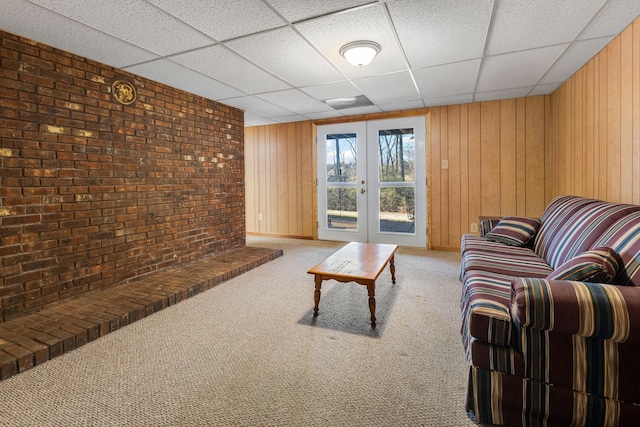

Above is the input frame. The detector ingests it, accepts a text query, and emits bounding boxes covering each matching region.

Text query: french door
[317,116,426,247]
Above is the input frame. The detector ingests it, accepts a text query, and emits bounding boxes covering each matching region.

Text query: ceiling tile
[0,0,159,68]
[352,72,420,105]
[305,111,345,120]
[424,94,474,107]
[529,83,563,96]
[266,0,374,22]
[257,89,334,114]
[477,44,568,92]
[149,0,286,41]
[487,0,605,55]
[226,27,344,87]
[378,100,426,112]
[475,87,532,102]
[388,0,493,69]
[294,5,408,79]
[28,0,214,56]
[124,59,245,100]
[540,37,610,84]
[413,60,480,99]
[171,45,291,94]
[221,96,293,118]
[334,105,382,116]
[579,0,640,39]
[272,115,311,123]
[244,112,277,127]
[300,81,362,101]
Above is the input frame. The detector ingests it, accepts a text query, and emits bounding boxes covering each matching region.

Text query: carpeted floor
[0,237,475,427]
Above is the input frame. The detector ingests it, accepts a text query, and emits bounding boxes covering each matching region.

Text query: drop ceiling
[1,0,639,127]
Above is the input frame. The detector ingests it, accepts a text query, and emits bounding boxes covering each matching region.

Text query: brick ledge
[0,246,283,381]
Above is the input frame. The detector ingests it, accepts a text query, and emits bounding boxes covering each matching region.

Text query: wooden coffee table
[307,242,398,327]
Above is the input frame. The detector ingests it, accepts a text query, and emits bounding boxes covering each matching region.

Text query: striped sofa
[460,195,640,426]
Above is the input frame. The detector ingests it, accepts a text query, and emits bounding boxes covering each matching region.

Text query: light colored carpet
[0,237,474,427]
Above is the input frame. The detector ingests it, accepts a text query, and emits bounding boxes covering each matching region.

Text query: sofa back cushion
[534,196,640,269]
[592,211,640,286]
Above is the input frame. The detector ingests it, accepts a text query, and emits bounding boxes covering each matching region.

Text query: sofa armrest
[511,278,640,344]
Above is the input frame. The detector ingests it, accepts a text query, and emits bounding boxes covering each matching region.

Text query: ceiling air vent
[323,95,373,110]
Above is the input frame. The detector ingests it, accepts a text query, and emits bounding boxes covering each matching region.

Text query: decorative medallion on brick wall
[112,80,136,105]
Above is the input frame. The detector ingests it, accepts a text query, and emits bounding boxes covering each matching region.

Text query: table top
[307,242,398,281]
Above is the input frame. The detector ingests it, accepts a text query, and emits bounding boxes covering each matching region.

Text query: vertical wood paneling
[430,109,442,247]
[516,98,527,216]
[607,37,622,202]
[448,105,461,247]
[427,98,547,250]
[621,26,634,203]
[500,98,517,215]
[245,127,256,232]
[634,19,640,204]
[468,103,482,236]
[550,16,640,207]
[525,96,546,216]
[480,101,502,216]
[460,104,470,236]
[245,121,314,238]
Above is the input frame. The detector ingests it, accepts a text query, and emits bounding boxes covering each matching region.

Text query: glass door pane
[326,133,357,231]
[377,128,416,234]
[366,117,426,247]
[317,122,367,243]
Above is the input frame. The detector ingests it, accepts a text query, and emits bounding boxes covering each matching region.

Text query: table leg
[389,255,396,284]
[313,275,322,316]
[367,282,376,328]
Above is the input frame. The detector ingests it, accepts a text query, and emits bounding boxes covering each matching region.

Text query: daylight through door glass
[377,128,415,234]
[325,133,357,230]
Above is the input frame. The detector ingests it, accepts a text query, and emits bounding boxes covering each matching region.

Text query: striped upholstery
[546,246,620,282]
[593,210,640,286]
[461,234,540,256]
[466,366,640,426]
[479,218,501,237]
[511,278,640,344]
[534,196,640,269]
[486,216,541,247]
[461,271,515,348]
[460,196,640,426]
[462,250,552,279]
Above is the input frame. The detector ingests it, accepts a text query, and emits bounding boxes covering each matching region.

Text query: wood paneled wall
[428,97,548,250]
[245,98,549,249]
[547,17,640,204]
[245,122,315,238]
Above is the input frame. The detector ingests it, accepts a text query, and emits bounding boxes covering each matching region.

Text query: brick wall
[0,30,245,322]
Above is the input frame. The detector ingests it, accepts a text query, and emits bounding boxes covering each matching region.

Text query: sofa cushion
[592,211,640,287]
[461,234,539,256]
[462,250,553,279]
[546,247,620,283]
[534,196,640,269]
[485,216,540,247]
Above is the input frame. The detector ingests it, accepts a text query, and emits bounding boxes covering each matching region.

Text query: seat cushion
[462,250,553,279]
[461,234,538,256]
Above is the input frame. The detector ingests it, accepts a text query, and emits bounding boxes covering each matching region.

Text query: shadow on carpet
[298,281,400,337]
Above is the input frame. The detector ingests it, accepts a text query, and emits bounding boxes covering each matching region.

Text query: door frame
[316,116,426,247]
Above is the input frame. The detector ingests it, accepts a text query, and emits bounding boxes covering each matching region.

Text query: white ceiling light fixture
[339,41,381,67]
